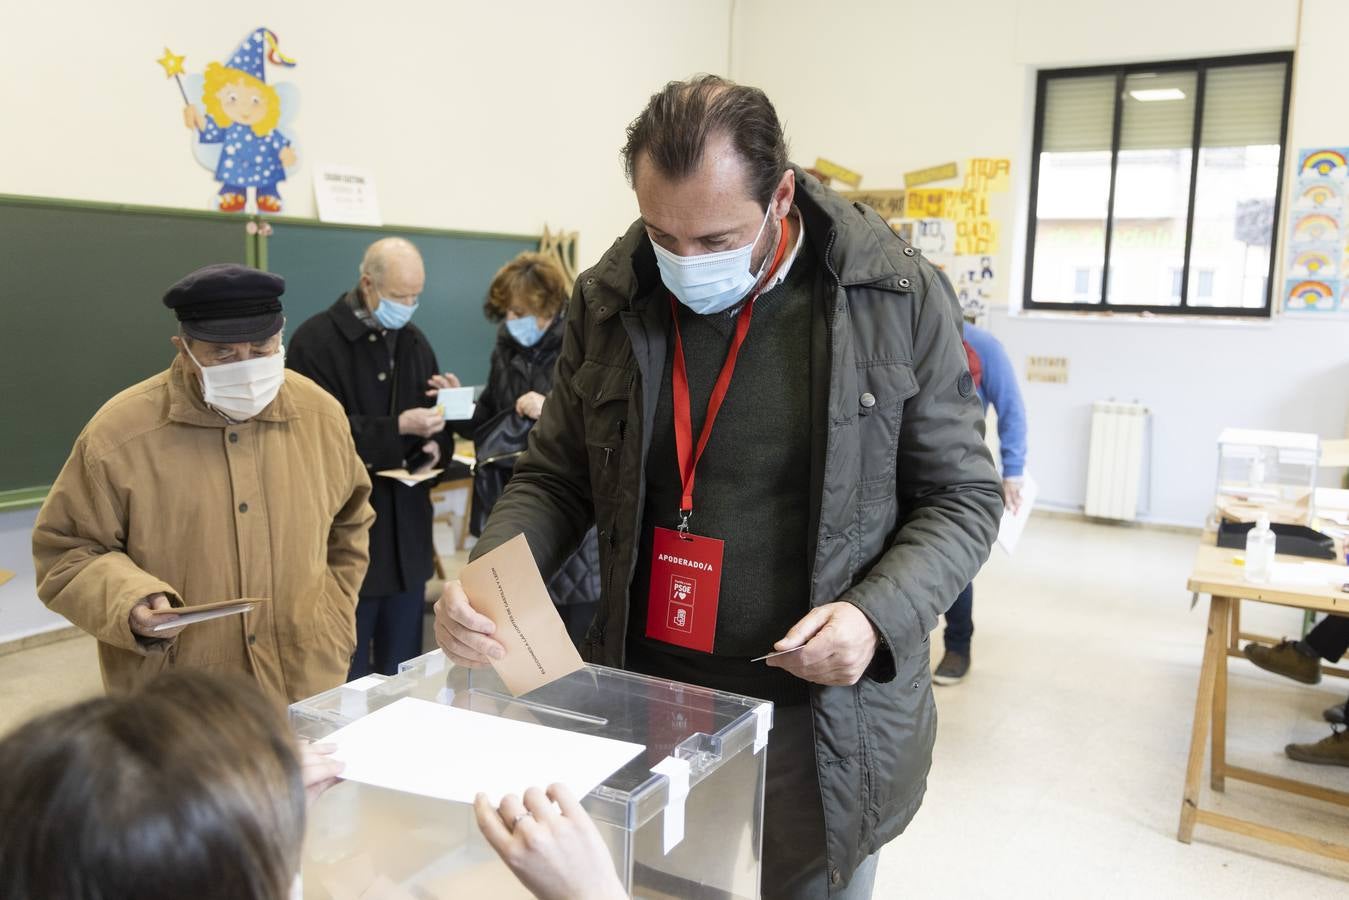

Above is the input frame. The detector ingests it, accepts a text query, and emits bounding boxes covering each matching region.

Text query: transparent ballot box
[1215,428,1320,525]
[290,650,772,899]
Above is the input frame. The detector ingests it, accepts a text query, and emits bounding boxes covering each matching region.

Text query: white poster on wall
[313,165,382,226]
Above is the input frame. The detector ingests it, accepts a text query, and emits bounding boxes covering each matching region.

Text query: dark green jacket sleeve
[843,266,1003,675]
[470,285,594,573]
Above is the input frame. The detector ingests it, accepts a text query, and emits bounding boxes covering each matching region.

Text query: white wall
[0,0,733,267]
[734,0,1349,526]
[990,309,1349,524]
[0,0,733,644]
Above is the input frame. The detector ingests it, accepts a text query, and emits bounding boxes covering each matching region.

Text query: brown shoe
[1242,640,1321,685]
[1286,728,1349,767]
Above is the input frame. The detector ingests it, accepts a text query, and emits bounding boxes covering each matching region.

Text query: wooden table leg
[1212,596,1230,792]
[1229,601,1241,652]
[1179,595,1229,843]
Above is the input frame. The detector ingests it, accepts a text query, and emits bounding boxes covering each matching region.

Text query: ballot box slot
[462,686,610,727]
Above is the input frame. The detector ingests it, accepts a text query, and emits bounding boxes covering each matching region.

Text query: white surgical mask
[184,343,286,421]
[651,205,775,315]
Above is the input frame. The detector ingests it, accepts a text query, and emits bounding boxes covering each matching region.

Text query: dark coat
[288,292,458,597]
[472,169,1002,892]
[472,321,600,609]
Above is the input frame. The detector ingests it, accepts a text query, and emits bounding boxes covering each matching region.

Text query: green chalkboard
[260,219,538,392]
[0,195,254,505]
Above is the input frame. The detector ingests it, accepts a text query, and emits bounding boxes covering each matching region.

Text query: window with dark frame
[1024,53,1292,317]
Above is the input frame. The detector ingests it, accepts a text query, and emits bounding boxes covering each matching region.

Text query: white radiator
[1085,401,1150,521]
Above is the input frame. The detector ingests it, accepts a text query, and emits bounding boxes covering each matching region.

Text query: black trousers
[1305,614,1349,663]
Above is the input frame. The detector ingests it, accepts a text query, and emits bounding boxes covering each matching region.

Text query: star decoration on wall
[156,47,186,78]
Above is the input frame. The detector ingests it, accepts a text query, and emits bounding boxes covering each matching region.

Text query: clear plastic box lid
[290,650,773,831]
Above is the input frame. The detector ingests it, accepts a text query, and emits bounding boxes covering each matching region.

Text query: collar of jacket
[580,163,924,325]
[331,289,380,342]
[166,354,298,427]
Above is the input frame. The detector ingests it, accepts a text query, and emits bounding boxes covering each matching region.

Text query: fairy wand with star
[156,47,202,134]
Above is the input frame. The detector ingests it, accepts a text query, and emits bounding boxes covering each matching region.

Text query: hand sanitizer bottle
[1245,513,1276,582]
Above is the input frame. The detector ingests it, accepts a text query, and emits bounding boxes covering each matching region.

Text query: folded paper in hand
[151,598,262,632]
[459,533,585,695]
[375,468,442,488]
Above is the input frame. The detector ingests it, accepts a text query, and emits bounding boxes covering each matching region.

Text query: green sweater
[627,247,816,706]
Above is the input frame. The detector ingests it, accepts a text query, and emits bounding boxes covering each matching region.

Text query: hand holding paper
[437,387,476,420]
[997,472,1038,555]
[766,601,879,686]
[437,534,584,696]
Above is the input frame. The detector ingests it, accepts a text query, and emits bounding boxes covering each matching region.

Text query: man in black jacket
[435,76,1001,898]
[289,237,459,677]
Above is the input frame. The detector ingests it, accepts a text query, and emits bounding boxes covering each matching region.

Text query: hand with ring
[474,784,626,900]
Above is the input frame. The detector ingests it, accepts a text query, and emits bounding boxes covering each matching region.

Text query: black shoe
[933,650,970,686]
[1325,703,1347,726]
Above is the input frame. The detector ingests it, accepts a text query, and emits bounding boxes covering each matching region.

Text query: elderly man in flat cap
[33,263,375,703]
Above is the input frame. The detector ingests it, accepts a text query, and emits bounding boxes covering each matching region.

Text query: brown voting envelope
[458,533,584,696]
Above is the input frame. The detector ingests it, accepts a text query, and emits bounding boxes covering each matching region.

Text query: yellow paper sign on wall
[840,189,907,220]
[906,189,955,219]
[955,219,999,255]
[904,162,959,188]
[963,158,1011,193]
[814,158,863,189]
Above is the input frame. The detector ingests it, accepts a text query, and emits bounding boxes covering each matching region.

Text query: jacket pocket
[859,644,937,837]
[856,362,918,504]
[570,360,634,499]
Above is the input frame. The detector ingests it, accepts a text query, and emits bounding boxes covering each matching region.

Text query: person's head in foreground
[0,670,625,900]
[0,671,306,900]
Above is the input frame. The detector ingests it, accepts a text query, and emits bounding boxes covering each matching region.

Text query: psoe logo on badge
[668,575,695,633]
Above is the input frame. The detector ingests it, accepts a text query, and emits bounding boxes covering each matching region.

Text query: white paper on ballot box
[324,697,645,806]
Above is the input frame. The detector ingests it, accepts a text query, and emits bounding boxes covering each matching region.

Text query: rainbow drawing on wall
[1291,213,1340,242]
[1289,249,1337,278]
[1300,149,1347,178]
[1284,279,1338,311]
[1295,181,1343,210]
[1285,148,1349,313]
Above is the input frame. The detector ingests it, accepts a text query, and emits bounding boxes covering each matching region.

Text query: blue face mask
[506,316,546,348]
[651,204,774,315]
[373,297,418,330]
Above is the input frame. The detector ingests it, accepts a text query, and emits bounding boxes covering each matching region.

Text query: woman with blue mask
[469,251,601,649]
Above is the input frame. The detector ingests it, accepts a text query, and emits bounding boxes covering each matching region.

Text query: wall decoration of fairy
[157,28,300,214]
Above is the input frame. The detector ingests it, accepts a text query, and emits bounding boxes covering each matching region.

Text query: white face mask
[651,204,775,315]
[184,343,286,421]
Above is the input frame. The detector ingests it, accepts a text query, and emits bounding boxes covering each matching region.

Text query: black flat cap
[162,263,285,343]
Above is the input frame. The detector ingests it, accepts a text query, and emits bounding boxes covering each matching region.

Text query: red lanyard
[669,219,792,532]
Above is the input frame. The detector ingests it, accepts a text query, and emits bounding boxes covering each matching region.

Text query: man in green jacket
[436,75,1001,898]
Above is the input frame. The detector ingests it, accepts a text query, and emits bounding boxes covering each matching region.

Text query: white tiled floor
[4,516,1347,896]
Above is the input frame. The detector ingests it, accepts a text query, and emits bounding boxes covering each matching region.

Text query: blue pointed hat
[224,28,296,83]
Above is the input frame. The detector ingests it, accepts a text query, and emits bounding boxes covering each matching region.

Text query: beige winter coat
[33,355,374,703]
